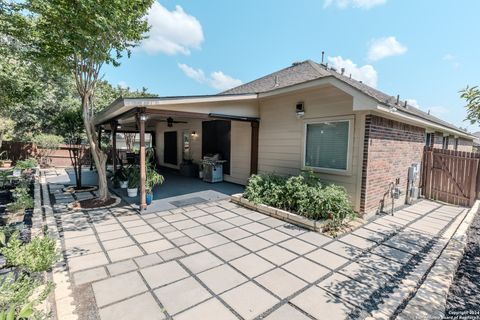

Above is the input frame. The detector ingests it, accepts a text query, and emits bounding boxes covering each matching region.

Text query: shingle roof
[221,60,471,136]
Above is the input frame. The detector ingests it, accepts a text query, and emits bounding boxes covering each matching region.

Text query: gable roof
[221,60,471,137]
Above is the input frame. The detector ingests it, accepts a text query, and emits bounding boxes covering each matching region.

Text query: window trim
[302,116,354,175]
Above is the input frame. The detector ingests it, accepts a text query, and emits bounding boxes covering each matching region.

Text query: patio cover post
[111,120,117,173]
[250,121,259,175]
[137,111,147,210]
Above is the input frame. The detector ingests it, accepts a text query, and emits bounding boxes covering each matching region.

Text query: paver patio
[46,178,468,320]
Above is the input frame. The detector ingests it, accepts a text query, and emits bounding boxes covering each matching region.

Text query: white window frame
[302,116,354,175]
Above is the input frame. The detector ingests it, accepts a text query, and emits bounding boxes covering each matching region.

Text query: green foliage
[244,173,355,225]
[14,158,37,170]
[0,118,15,145]
[0,232,57,273]
[127,165,140,189]
[31,134,63,150]
[6,190,33,213]
[460,85,480,125]
[0,273,54,320]
[146,166,165,193]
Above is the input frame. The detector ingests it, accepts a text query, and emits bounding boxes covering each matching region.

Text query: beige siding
[225,121,252,185]
[155,120,203,169]
[155,119,251,185]
[257,86,366,211]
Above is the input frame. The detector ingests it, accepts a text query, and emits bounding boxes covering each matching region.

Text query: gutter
[376,105,474,140]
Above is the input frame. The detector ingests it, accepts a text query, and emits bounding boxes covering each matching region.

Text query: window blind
[305,121,349,170]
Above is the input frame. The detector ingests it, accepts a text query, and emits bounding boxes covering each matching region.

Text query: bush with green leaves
[244,172,356,225]
[0,273,54,320]
[1,232,57,273]
[14,158,38,170]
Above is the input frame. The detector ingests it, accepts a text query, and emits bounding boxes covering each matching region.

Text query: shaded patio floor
[62,167,245,213]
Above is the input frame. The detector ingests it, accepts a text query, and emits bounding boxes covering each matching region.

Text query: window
[425,133,434,147]
[442,136,449,149]
[305,120,351,171]
[454,138,459,151]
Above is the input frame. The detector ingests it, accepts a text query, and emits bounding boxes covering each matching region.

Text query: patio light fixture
[191,130,198,137]
[139,113,148,122]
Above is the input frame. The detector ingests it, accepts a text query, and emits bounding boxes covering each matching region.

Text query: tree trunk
[82,95,109,201]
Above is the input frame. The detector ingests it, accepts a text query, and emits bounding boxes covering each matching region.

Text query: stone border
[230,194,327,232]
[62,185,98,194]
[394,200,480,319]
[40,171,79,320]
[66,195,121,212]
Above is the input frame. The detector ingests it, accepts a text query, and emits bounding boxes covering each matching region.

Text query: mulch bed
[444,208,480,314]
[72,197,117,209]
[63,185,98,193]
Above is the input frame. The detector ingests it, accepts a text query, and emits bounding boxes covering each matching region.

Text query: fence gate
[422,147,480,207]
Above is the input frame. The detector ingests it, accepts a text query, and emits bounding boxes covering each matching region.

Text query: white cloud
[118,81,128,89]
[178,63,243,91]
[428,106,449,116]
[209,71,243,91]
[367,36,407,61]
[406,99,420,108]
[323,0,386,9]
[327,56,378,88]
[140,2,204,55]
[442,53,460,68]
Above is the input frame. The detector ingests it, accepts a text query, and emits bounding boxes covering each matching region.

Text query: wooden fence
[0,141,91,167]
[422,146,480,206]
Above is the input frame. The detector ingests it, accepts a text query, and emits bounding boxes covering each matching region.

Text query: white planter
[199,171,204,179]
[120,181,128,189]
[127,188,138,197]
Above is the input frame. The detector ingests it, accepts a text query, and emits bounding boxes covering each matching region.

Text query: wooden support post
[138,112,147,210]
[250,121,259,175]
[111,121,118,174]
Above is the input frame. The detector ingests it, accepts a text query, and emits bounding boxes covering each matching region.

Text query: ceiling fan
[158,117,188,127]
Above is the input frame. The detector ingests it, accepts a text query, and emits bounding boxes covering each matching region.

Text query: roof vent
[273,75,280,88]
[292,61,302,66]
[341,68,345,75]
[330,67,337,72]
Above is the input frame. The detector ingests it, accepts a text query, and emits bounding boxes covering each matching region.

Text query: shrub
[0,273,54,319]
[14,158,38,170]
[243,173,355,224]
[0,232,57,273]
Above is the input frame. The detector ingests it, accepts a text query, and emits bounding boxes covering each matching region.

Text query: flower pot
[199,171,204,179]
[146,192,153,205]
[0,160,12,168]
[120,181,128,189]
[127,188,138,197]
[1,210,25,225]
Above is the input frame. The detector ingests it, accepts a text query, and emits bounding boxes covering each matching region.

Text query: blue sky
[103,0,480,131]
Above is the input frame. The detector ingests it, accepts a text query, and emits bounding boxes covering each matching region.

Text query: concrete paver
[50,175,463,320]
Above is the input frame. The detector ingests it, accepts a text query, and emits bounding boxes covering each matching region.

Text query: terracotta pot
[0,160,12,168]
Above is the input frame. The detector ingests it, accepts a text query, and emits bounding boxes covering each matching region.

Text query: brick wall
[457,138,473,152]
[433,132,444,149]
[360,115,425,215]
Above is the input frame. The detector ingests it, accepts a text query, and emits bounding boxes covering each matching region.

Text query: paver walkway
[46,179,468,320]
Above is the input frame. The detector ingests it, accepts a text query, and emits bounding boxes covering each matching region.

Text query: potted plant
[111,166,128,188]
[198,163,204,179]
[127,165,139,197]
[0,151,12,168]
[145,167,164,205]
[2,195,33,225]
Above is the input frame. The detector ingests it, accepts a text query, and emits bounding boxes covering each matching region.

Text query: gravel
[444,209,480,314]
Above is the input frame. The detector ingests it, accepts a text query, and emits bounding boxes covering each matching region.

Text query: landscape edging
[397,200,480,319]
[230,193,327,232]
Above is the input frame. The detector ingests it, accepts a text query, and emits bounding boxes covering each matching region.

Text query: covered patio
[93,94,260,211]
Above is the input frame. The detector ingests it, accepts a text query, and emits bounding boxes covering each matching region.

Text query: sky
[103,0,480,131]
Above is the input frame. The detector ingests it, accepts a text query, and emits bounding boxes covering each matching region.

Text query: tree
[22,0,154,201]
[461,86,480,124]
[0,117,15,150]
[55,107,86,188]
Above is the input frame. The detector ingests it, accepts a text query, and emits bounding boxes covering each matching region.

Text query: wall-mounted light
[139,113,148,122]
[191,130,198,137]
[296,102,305,118]
[116,124,122,129]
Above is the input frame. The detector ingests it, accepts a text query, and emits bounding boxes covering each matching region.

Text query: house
[94,59,475,215]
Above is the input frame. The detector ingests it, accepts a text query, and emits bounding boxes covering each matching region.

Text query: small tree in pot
[145,166,164,205]
[127,165,140,197]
